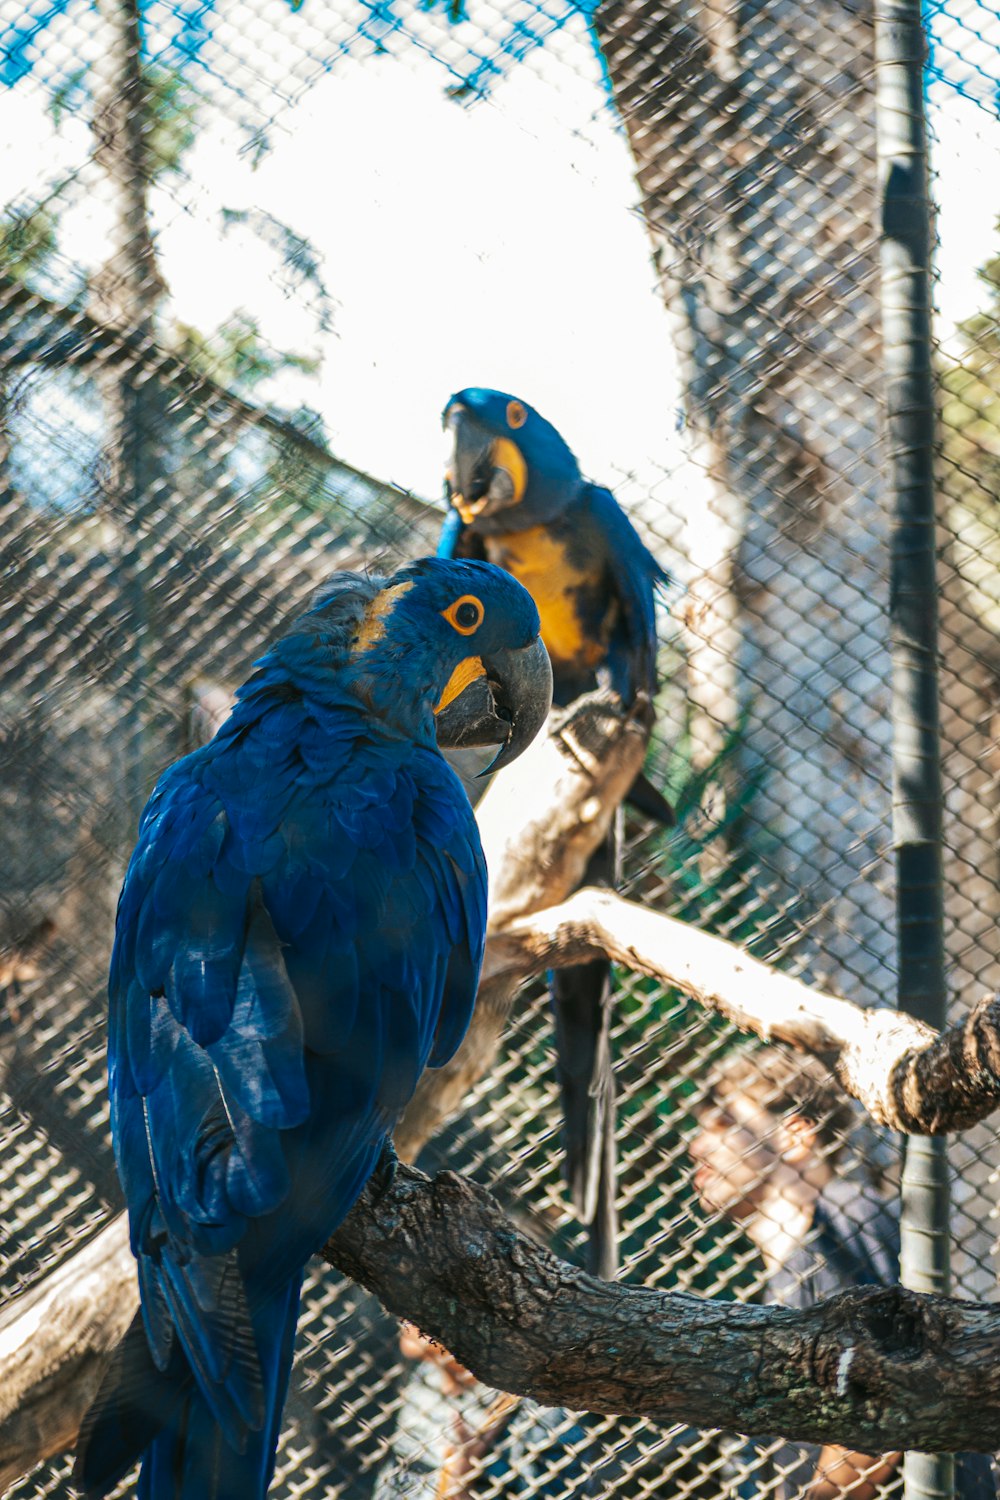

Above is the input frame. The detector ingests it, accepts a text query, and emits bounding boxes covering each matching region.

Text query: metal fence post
[877,2,952,1497]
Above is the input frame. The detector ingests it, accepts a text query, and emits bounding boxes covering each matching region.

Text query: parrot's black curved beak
[435,636,552,774]
[446,402,503,525]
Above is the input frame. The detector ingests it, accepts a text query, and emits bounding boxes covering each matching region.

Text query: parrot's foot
[372,1138,399,1200]
[548,687,622,739]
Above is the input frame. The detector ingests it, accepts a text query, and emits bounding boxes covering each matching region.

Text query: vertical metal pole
[877,3,952,1498]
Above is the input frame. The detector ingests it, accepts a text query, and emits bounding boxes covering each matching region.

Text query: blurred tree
[936,239,1000,1020]
[176,312,320,390]
[88,0,170,821]
[592,0,893,1005]
[940,241,1000,644]
[0,207,58,280]
[0,206,58,500]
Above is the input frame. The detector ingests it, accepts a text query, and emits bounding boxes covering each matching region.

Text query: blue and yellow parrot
[438,388,672,1279]
[75,558,551,1500]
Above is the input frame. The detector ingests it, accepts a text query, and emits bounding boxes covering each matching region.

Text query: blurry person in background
[374,1324,600,1500]
[688,1046,996,1500]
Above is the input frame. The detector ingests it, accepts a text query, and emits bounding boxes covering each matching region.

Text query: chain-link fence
[2,0,1000,1494]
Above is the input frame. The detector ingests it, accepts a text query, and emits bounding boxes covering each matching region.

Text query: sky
[1,0,998,504]
[927,0,1000,348]
[154,28,685,501]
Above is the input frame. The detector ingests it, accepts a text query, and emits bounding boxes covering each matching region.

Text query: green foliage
[48,67,88,129]
[143,67,199,179]
[221,208,334,333]
[259,424,333,517]
[241,124,274,170]
[642,711,788,951]
[421,0,467,20]
[0,207,58,279]
[176,314,320,391]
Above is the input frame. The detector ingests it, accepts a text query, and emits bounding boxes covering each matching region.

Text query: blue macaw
[438,388,672,1279]
[75,558,551,1500]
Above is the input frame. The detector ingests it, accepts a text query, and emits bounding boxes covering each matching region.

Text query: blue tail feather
[76,1275,303,1500]
[74,1313,187,1498]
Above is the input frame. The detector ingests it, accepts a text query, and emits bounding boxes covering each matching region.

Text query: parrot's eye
[442,595,485,635]
[506,400,527,429]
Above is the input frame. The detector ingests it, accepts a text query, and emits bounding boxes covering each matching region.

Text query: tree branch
[485,887,1000,1135]
[6,697,1000,1488]
[323,1161,1000,1454]
[0,1217,137,1494]
[7,1152,1000,1496]
[402,687,1000,1153]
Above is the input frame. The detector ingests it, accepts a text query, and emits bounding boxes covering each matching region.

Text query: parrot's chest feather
[485,526,613,671]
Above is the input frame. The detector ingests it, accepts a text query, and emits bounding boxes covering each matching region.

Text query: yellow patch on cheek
[434,656,487,713]
[353,580,415,654]
[491,438,527,505]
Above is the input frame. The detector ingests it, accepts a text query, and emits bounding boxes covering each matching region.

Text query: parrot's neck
[231,627,440,754]
[345,639,441,748]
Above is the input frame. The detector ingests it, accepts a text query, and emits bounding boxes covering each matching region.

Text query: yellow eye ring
[506,400,527,429]
[442,594,484,635]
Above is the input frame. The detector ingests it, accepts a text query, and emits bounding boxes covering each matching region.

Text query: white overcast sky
[1,0,998,501]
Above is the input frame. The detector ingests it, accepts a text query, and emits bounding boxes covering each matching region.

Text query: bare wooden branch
[474,691,650,931]
[0,1217,137,1494]
[485,887,1000,1135]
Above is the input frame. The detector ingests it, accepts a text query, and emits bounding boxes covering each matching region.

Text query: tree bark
[594,0,893,1002]
[324,1160,1000,1454]
[7,1150,1000,1495]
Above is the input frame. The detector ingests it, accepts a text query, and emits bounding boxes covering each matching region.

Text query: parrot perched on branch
[75,558,551,1500]
[438,387,672,1279]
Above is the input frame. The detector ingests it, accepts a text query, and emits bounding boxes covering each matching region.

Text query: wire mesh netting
[2,0,1000,1494]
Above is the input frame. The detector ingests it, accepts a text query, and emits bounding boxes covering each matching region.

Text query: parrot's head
[442,388,583,534]
[309,558,552,773]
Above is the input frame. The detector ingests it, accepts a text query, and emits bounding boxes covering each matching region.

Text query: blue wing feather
[106,692,487,1483]
[582,482,668,703]
[79,562,552,1500]
[206,902,308,1130]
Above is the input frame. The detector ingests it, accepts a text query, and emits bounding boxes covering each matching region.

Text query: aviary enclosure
[2,0,1000,1495]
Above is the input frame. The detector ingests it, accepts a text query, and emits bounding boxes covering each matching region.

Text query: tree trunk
[593,0,893,1001]
[594,0,1000,1304]
[90,0,168,824]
